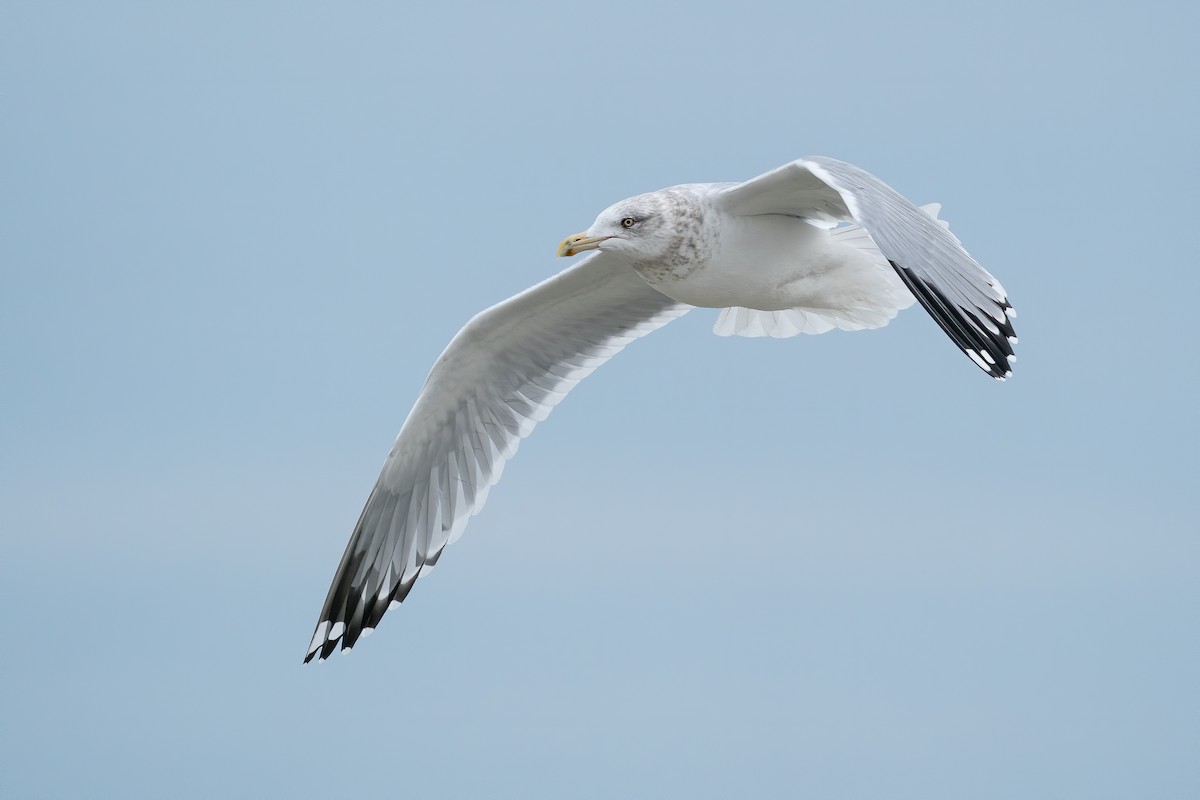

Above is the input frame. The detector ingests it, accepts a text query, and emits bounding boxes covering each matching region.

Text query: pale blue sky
[3,1,1198,797]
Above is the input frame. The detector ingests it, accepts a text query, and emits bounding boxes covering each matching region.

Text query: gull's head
[557,189,703,264]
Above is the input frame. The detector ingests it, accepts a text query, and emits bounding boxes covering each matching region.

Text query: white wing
[306,254,690,661]
[717,157,1017,378]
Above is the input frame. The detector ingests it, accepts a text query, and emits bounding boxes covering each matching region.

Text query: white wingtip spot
[1009,336,1018,344]
[1008,354,1018,363]
[981,350,996,365]
[965,349,989,371]
[1006,306,1017,319]
[388,600,402,611]
[361,627,374,639]
[327,621,345,641]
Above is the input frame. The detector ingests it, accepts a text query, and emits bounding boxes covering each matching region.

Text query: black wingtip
[889,260,1016,379]
[302,557,433,663]
[303,622,328,664]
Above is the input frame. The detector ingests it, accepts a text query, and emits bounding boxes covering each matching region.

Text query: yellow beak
[557,233,611,257]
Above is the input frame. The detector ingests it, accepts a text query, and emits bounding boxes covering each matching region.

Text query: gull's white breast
[645,211,889,312]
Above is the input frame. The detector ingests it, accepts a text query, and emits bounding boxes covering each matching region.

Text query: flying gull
[305,156,1017,662]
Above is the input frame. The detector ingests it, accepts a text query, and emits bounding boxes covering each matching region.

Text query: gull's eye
[620,217,636,229]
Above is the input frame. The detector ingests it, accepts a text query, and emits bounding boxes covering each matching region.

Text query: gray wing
[717,157,1016,379]
[306,253,690,661]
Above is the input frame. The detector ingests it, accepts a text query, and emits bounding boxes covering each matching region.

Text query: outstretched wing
[306,254,690,661]
[717,157,1016,379]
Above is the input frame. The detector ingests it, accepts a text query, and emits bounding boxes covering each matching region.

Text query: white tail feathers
[712,304,906,338]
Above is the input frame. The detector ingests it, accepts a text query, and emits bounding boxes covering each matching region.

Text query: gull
[304,156,1016,662]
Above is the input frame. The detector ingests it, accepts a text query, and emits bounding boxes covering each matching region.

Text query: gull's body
[305,157,1016,662]
[621,185,913,324]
